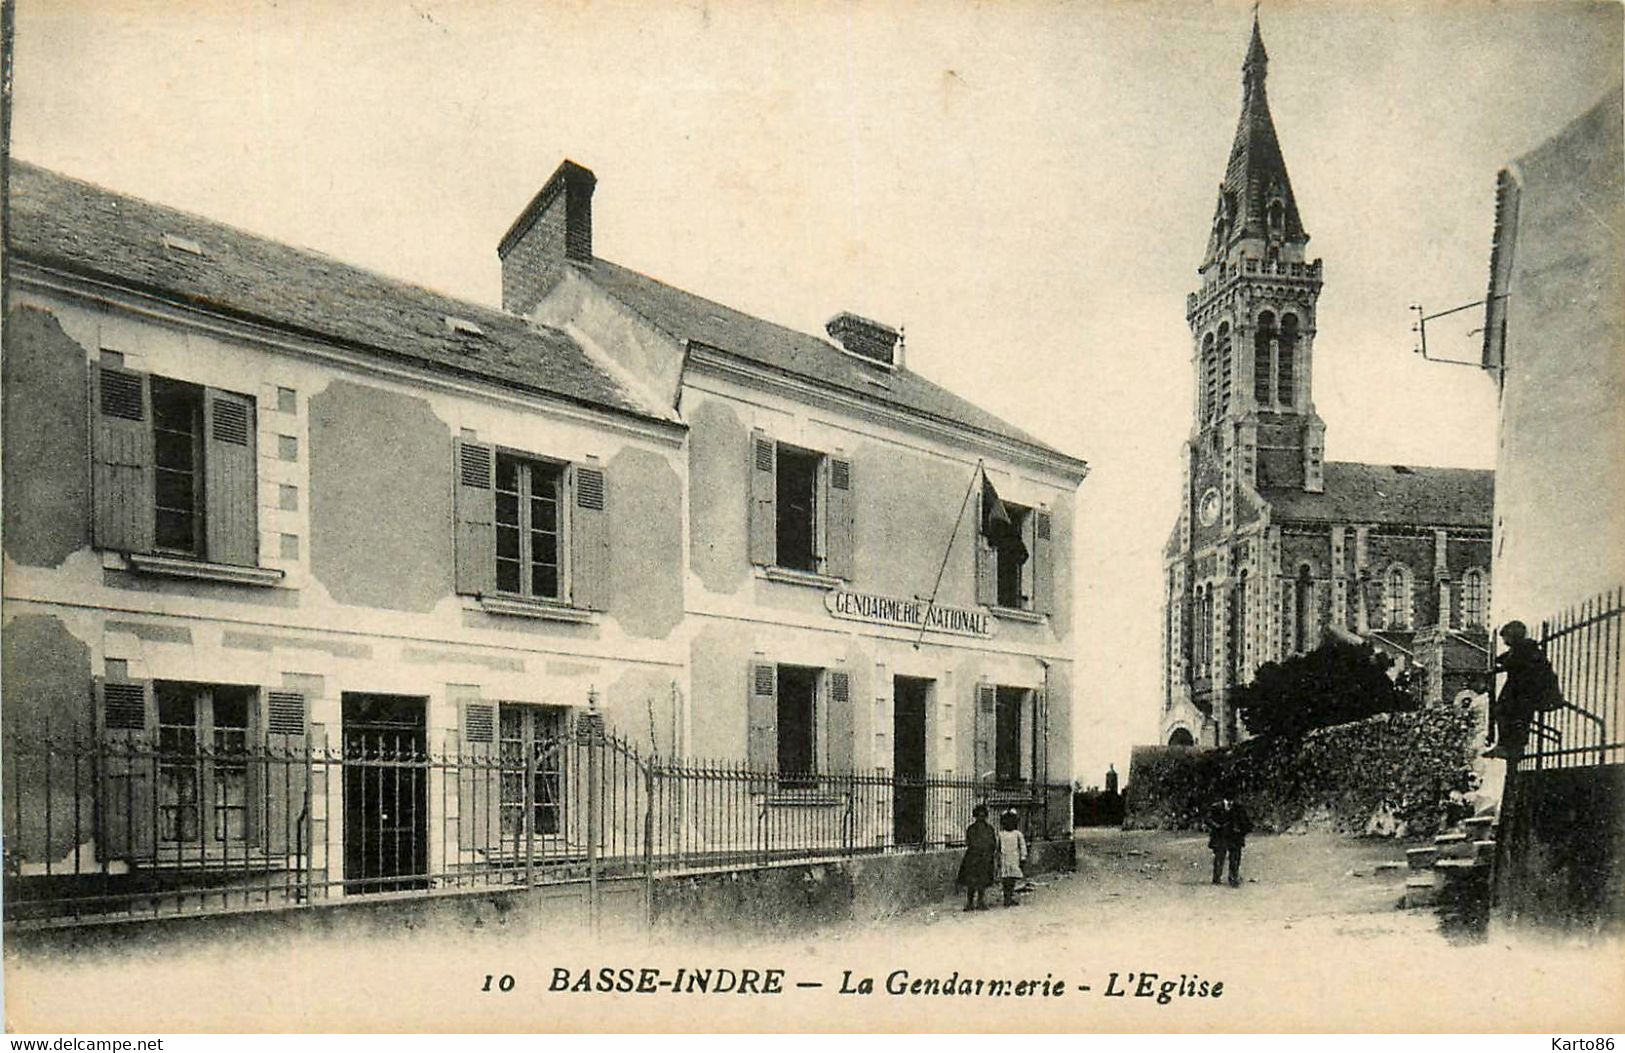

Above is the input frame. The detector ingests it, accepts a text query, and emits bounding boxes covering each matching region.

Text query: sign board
[824,589,996,639]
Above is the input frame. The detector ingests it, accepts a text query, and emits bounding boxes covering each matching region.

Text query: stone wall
[1126,701,1479,837]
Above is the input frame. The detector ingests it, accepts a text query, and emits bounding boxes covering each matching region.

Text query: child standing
[997,810,1027,907]
[956,804,997,911]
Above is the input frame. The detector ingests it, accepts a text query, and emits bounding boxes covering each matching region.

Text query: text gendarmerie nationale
[548,967,1224,1002]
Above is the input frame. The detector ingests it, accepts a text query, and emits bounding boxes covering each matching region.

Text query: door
[343,694,428,893]
[892,677,930,846]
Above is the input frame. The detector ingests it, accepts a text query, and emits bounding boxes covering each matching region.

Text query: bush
[1234,640,1418,740]
[1124,701,1478,838]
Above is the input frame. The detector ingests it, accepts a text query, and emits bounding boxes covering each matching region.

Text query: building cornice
[11,258,686,449]
[685,342,1089,485]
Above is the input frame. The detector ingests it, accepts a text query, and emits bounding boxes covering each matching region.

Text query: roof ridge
[9,158,535,332]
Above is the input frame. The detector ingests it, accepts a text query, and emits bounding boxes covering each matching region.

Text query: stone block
[1406,846,1440,870]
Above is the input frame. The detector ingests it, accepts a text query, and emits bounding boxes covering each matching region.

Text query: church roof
[1204,16,1307,266]
[1264,462,1493,528]
[6,161,675,425]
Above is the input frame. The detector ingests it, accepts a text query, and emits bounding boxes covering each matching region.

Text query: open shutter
[1032,687,1049,788]
[456,700,500,853]
[747,663,777,788]
[748,430,776,566]
[453,438,496,595]
[204,388,258,566]
[570,464,609,610]
[91,364,154,554]
[97,677,155,860]
[826,671,854,774]
[974,490,997,607]
[973,684,997,787]
[1032,511,1054,615]
[262,691,309,855]
[826,457,855,580]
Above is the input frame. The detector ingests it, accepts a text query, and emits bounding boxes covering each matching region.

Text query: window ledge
[473,595,597,623]
[125,553,286,588]
[757,565,843,589]
[989,605,1046,624]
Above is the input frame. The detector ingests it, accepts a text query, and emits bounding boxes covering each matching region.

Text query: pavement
[6,828,1623,1033]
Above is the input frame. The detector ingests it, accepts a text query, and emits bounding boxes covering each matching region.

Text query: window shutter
[453,438,496,595]
[973,684,997,786]
[748,430,776,566]
[456,700,500,853]
[826,670,854,774]
[570,464,610,611]
[825,457,855,580]
[261,690,309,855]
[974,489,997,607]
[204,388,258,566]
[96,676,155,859]
[1032,511,1054,615]
[746,663,778,784]
[91,364,155,554]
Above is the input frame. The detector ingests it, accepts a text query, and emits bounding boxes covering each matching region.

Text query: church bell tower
[1165,15,1325,745]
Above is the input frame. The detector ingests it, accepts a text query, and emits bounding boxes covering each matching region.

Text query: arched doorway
[1168,727,1196,747]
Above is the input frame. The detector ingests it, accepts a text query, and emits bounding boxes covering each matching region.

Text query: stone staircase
[1400,815,1495,935]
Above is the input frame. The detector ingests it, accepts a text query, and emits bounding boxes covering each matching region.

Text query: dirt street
[5,829,1622,1033]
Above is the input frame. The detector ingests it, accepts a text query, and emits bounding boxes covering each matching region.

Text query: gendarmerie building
[2,154,1085,907]
[1161,20,1494,749]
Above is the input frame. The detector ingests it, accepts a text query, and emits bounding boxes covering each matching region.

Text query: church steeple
[1203,14,1307,271]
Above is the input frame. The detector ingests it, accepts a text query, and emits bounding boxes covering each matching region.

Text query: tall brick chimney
[499,159,596,315]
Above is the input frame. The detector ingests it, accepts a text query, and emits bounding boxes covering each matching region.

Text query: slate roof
[575,257,1087,472]
[1264,462,1493,528]
[6,162,671,424]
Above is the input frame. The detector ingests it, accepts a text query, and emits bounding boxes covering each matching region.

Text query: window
[453,438,607,611]
[1201,332,1217,422]
[775,445,822,573]
[1216,322,1233,418]
[495,454,564,600]
[92,363,261,569]
[1278,314,1299,406]
[1296,565,1316,650]
[994,687,1026,786]
[1254,311,1276,404]
[1384,564,1413,630]
[498,704,566,841]
[747,430,854,580]
[152,379,205,555]
[993,502,1033,609]
[154,683,253,844]
[1462,568,1489,629]
[776,665,819,779]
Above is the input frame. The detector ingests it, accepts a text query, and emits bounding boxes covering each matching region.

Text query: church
[1161,19,1495,748]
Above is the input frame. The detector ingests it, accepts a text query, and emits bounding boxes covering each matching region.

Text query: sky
[9,0,1621,784]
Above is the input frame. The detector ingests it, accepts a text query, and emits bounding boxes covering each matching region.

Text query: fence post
[580,709,604,931]
[643,761,655,928]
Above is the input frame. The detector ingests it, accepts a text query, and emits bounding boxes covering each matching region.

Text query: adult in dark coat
[957,804,998,911]
[1486,620,1560,759]
[1207,793,1252,888]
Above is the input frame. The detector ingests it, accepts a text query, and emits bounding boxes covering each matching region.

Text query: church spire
[1202,12,1306,270]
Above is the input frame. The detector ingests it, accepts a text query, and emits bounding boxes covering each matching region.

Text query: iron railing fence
[2,715,1068,928]
[1511,586,1624,771]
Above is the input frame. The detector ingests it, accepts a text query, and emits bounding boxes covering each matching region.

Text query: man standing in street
[1207,789,1252,888]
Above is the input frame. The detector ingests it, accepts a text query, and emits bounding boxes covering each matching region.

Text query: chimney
[825,311,902,369]
[498,159,596,315]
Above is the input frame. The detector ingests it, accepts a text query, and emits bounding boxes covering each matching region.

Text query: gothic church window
[1201,332,1217,422]
[1295,565,1315,652]
[1384,564,1414,630]
[1278,314,1300,406]
[1462,568,1489,629]
[1217,323,1233,416]
[1254,311,1276,404]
